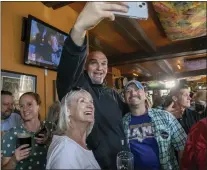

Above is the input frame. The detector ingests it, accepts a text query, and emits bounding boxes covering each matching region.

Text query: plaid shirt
[123,108,187,170]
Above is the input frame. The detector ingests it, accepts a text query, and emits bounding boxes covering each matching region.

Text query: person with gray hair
[46,101,60,125]
[46,87,100,169]
[57,2,130,169]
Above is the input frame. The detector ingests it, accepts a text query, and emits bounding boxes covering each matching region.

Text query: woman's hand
[34,134,49,144]
[15,144,31,162]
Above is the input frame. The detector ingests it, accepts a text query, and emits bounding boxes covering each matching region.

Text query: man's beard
[1,112,12,120]
[129,103,139,109]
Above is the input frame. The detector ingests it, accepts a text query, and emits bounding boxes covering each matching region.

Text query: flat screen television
[24,15,68,70]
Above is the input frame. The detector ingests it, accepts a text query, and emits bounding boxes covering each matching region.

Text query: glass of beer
[117,151,134,170]
[17,132,32,148]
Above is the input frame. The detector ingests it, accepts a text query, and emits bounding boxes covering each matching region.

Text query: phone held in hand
[35,126,47,138]
[113,2,148,20]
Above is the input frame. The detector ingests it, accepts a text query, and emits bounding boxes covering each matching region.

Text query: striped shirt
[123,108,187,170]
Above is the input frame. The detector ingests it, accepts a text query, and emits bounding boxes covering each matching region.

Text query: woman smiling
[1,92,55,170]
[46,88,100,169]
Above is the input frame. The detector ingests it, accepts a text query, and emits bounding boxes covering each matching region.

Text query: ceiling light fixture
[133,73,138,77]
[177,64,181,70]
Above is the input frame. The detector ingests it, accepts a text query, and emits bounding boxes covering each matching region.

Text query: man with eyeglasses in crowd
[56,2,130,169]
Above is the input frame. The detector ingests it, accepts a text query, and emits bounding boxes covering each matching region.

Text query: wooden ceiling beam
[156,60,174,75]
[108,36,207,66]
[42,1,74,10]
[88,32,121,56]
[133,64,152,77]
[132,69,207,81]
[113,17,156,53]
[175,69,207,79]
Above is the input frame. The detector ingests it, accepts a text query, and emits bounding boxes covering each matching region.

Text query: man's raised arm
[57,2,129,101]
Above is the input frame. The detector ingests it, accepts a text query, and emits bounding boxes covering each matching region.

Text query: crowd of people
[1,2,207,170]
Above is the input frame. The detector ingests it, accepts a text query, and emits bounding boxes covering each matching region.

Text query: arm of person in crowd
[2,155,17,170]
[180,127,196,170]
[2,132,17,169]
[2,145,31,170]
[57,2,128,101]
[56,31,87,101]
[181,119,207,170]
[167,112,187,164]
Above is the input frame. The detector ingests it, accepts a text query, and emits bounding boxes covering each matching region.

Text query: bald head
[86,51,108,84]
[86,51,108,65]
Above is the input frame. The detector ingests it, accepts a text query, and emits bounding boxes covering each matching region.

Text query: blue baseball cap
[124,80,144,91]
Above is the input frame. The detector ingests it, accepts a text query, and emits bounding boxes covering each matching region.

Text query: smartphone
[113,2,148,20]
[35,126,47,138]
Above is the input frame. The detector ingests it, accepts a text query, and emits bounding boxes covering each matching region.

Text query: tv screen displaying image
[24,15,68,70]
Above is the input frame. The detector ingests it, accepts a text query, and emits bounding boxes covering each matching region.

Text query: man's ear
[172,96,178,102]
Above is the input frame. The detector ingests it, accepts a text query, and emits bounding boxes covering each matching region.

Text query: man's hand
[165,102,184,118]
[71,2,129,46]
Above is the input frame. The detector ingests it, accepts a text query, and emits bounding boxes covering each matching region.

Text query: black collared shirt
[177,108,202,134]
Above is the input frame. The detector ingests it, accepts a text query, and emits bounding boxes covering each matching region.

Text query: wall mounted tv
[24,15,68,71]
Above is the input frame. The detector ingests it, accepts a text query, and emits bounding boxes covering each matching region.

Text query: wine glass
[117,151,134,170]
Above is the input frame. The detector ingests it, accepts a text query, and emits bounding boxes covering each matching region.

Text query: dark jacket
[178,108,198,134]
[57,34,128,169]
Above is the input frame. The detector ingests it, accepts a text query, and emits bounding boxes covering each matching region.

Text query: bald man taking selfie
[57,2,130,169]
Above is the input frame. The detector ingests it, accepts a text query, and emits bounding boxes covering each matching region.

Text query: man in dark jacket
[56,2,129,169]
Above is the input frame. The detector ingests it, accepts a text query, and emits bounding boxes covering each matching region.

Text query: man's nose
[97,63,103,70]
[130,90,136,96]
[8,104,13,109]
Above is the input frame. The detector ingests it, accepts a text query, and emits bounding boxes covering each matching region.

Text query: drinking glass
[17,132,32,148]
[117,151,134,170]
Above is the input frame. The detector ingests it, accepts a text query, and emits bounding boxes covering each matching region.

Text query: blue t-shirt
[129,113,160,170]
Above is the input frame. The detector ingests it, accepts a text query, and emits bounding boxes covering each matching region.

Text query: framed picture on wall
[1,70,37,108]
